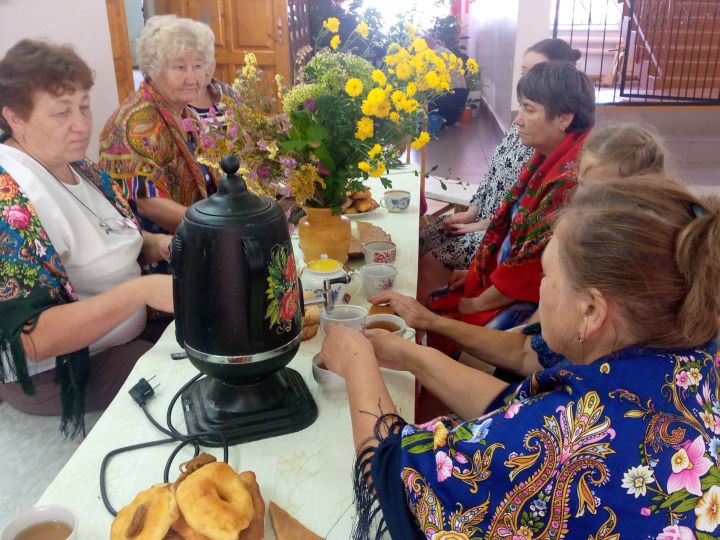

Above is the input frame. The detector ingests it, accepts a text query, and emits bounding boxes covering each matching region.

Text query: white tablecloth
[36,167,421,539]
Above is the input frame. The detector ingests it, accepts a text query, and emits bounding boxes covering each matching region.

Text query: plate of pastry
[342,188,380,217]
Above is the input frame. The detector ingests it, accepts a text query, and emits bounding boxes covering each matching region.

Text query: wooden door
[105,0,135,103]
[154,0,291,87]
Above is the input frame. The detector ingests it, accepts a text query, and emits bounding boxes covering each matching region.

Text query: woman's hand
[139,274,174,313]
[142,232,173,263]
[369,291,438,331]
[443,206,480,229]
[444,220,487,236]
[320,325,376,379]
[448,270,468,291]
[364,329,410,372]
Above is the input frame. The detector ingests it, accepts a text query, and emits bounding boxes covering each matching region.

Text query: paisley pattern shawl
[98,80,215,206]
[0,158,135,436]
[465,131,588,302]
[358,342,720,539]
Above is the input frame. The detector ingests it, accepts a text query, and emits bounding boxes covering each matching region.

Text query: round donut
[110,483,179,540]
[175,462,254,540]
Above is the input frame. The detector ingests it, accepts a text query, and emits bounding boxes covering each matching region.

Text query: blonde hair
[136,15,215,79]
[556,175,720,348]
[580,123,666,179]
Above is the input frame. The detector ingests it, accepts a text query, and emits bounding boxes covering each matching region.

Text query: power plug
[129,376,158,405]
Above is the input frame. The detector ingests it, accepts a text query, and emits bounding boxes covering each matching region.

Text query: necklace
[10,139,138,235]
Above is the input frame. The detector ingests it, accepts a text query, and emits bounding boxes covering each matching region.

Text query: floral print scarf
[356,342,720,539]
[0,154,136,436]
[98,80,215,206]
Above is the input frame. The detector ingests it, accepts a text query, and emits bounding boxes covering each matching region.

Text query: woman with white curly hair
[99,15,219,238]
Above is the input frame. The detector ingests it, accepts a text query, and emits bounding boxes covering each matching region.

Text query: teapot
[300,257,360,305]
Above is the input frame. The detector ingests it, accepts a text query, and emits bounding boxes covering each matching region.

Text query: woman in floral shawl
[320,176,720,539]
[428,61,596,336]
[99,15,219,236]
[0,40,173,435]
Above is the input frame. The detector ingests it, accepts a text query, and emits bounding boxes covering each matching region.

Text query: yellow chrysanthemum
[361,99,376,116]
[368,144,382,158]
[355,21,369,39]
[406,82,417,97]
[396,63,412,81]
[389,111,400,123]
[441,81,450,91]
[366,87,386,104]
[358,161,371,173]
[467,58,480,74]
[372,69,387,87]
[369,162,386,177]
[411,131,430,150]
[425,71,441,90]
[412,38,428,53]
[405,23,416,40]
[345,78,364,97]
[323,17,340,33]
[330,35,341,49]
[374,99,391,118]
[355,117,374,140]
[402,99,419,113]
[391,90,406,106]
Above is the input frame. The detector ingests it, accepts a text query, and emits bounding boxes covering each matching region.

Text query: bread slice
[268,501,323,540]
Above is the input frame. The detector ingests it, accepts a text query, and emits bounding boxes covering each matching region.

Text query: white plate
[343,206,379,219]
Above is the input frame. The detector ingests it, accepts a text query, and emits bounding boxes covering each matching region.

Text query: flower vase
[297,207,351,263]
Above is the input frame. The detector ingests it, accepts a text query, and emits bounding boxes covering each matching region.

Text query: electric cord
[99,373,229,516]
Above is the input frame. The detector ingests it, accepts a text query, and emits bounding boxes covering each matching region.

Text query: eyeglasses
[98,217,139,235]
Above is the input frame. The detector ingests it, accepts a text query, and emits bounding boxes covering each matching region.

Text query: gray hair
[136,15,215,79]
[517,60,596,133]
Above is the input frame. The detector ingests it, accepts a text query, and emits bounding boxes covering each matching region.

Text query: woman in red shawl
[429,61,596,336]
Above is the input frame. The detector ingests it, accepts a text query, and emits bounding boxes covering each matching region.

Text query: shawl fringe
[352,413,407,540]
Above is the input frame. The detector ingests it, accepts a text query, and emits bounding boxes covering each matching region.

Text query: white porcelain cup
[360,263,397,297]
[380,190,411,213]
[365,314,416,340]
[361,240,397,264]
[1,505,78,540]
[320,305,368,335]
[311,353,345,392]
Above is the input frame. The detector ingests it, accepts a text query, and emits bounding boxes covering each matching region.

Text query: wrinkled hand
[364,329,409,372]
[369,291,437,331]
[457,296,482,315]
[141,274,174,313]
[444,221,486,236]
[448,270,467,291]
[320,325,376,379]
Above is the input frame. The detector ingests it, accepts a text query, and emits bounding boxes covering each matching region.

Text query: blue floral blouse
[359,342,720,540]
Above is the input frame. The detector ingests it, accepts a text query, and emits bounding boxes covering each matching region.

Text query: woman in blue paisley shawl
[0,40,174,436]
[320,175,720,539]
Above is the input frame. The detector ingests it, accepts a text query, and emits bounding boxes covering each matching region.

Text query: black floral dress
[419,123,534,269]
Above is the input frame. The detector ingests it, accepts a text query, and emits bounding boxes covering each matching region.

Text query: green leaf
[313,145,336,170]
[660,489,691,508]
[406,442,434,454]
[672,496,700,514]
[453,426,473,442]
[695,532,719,540]
[307,124,329,144]
[401,432,434,448]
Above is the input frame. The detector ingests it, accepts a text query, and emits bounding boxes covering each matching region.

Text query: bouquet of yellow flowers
[195,18,479,212]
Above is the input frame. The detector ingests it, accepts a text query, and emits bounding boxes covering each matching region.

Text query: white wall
[0,0,119,160]
[465,0,520,131]
[512,0,553,111]
[125,0,145,66]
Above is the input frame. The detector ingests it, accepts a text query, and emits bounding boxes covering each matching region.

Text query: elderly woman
[418,39,582,300]
[378,123,668,380]
[0,40,174,435]
[427,61,596,344]
[99,15,219,235]
[322,176,720,538]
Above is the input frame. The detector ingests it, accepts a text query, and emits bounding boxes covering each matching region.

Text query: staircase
[623,0,720,98]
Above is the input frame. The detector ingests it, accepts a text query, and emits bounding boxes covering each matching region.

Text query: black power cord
[98,373,229,516]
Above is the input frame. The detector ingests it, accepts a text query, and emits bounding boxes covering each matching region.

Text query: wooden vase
[297,207,351,263]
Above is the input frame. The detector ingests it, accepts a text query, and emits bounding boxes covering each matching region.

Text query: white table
[36,168,420,539]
